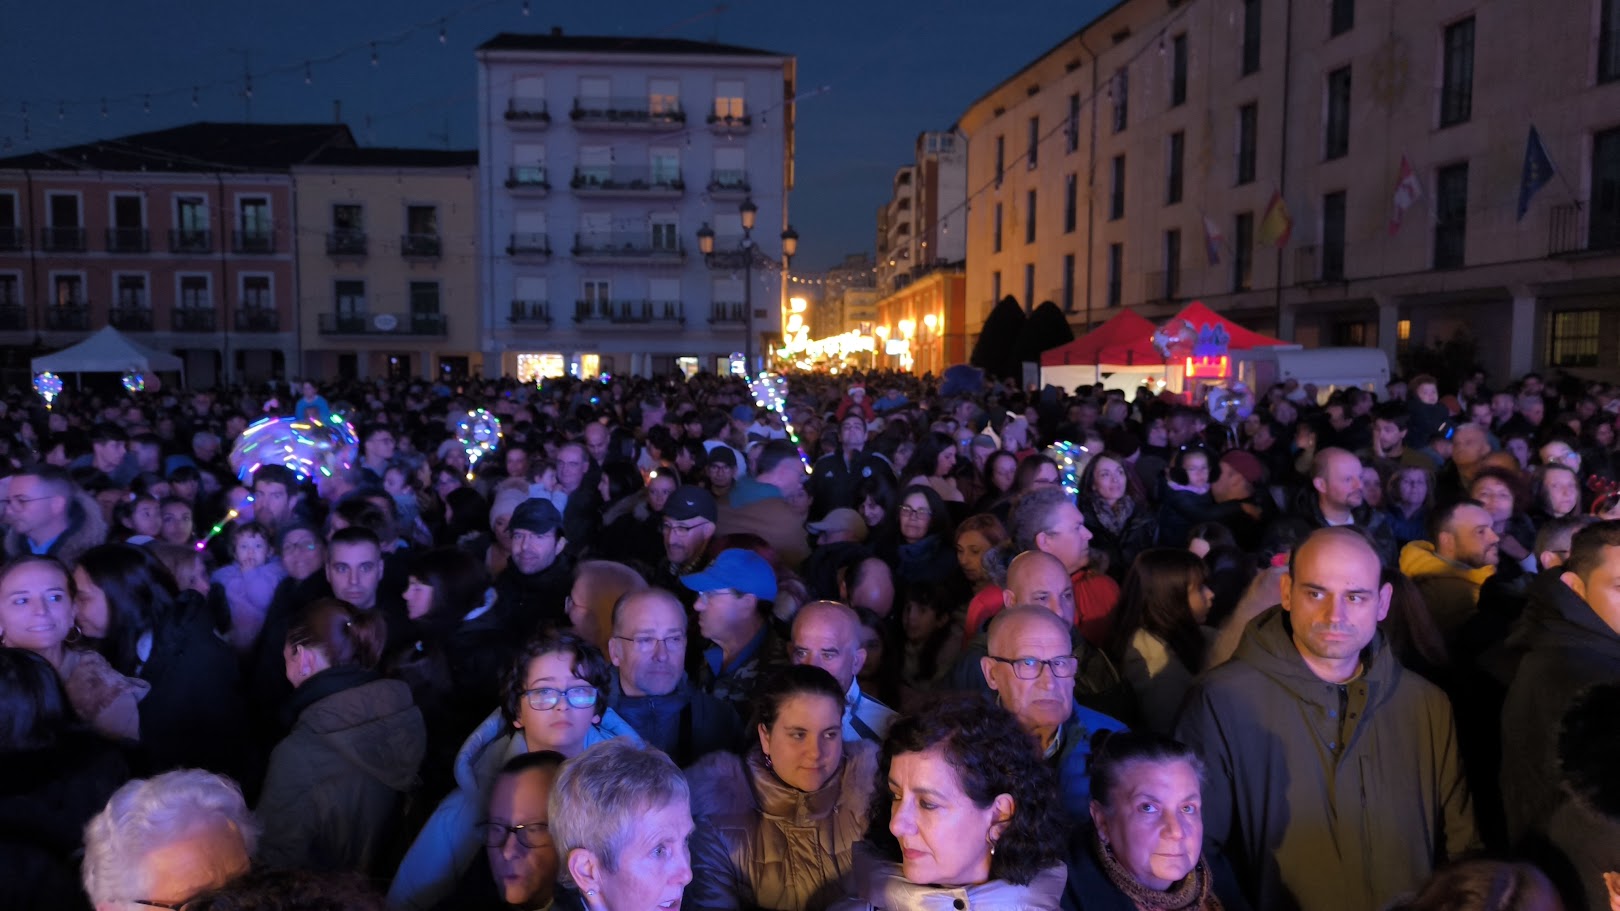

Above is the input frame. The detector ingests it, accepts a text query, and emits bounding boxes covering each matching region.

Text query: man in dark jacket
[492,498,574,640]
[1288,448,1398,569]
[607,588,741,765]
[807,413,889,518]
[1175,527,1478,911]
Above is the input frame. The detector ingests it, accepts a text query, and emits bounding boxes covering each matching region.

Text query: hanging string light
[371,42,379,66]
[304,61,313,85]
[439,19,448,43]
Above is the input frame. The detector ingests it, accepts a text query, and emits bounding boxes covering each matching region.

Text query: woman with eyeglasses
[894,485,959,588]
[389,630,642,911]
[255,597,426,875]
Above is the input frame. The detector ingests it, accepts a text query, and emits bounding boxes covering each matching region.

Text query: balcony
[1293,245,1346,285]
[707,111,752,134]
[105,227,150,253]
[46,303,91,331]
[707,169,751,198]
[235,308,280,333]
[570,166,684,197]
[172,308,217,332]
[169,228,212,253]
[110,306,154,332]
[0,226,24,252]
[319,312,447,336]
[709,301,747,324]
[572,231,685,266]
[40,226,86,252]
[0,304,26,330]
[401,233,442,259]
[326,230,368,257]
[505,165,551,195]
[233,230,275,254]
[570,97,685,131]
[574,299,685,326]
[1548,201,1620,257]
[510,299,553,326]
[505,96,551,127]
[506,232,552,258]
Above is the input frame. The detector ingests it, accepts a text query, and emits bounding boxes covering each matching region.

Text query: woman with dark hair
[836,694,1067,911]
[1469,466,1538,577]
[902,432,966,507]
[109,493,162,545]
[1105,550,1215,733]
[72,542,243,774]
[0,647,132,911]
[955,514,1007,595]
[256,598,425,874]
[1013,455,1061,493]
[688,665,879,911]
[973,450,1021,514]
[894,484,959,587]
[1078,452,1156,582]
[855,474,900,564]
[1531,463,1583,527]
[1385,466,1434,548]
[444,486,493,554]
[595,459,645,511]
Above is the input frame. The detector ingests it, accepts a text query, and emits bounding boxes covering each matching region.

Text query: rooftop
[477,29,784,58]
[0,121,358,173]
[301,147,477,168]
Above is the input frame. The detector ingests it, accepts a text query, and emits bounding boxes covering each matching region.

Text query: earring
[764,753,773,769]
[65,625,82,645]
[586,891,597,897]
[987,835,997,857]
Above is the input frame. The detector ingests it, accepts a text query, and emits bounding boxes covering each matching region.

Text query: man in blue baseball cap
[682,548,781,716]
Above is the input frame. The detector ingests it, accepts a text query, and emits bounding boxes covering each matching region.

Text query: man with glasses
[980,605,1126,821]
[537,441,599,551]
[476,751,565,910]
[2,463,104,565]
[683,548,781,717]
[652,486,718,604]
[607,588,741,765]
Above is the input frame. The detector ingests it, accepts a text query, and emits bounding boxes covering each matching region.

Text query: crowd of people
[4,365,1620,911]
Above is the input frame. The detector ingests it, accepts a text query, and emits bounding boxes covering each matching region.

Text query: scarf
[1093,830,1221,911]
[1090,495,1134,537]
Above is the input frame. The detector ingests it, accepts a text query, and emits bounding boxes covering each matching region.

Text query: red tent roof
[1170,301,1289,349]
[1040,308,1162,366]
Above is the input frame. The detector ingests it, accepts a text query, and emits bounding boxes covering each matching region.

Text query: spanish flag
[1258,190,1293,249]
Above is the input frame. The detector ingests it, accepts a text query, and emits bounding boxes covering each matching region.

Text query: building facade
[958,0,1620,378]
[292,149,481,381]
[0,123,343,386]
[475,30,795,380]
[872,267,968,376]
[876,131,967,295]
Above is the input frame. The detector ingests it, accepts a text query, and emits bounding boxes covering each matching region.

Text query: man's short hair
[1564,520,1620,581]
[1008,486,1072,553]
[82,770,259,906]
[1428,498,1486,545]
[13,462,75,497]
[327,525,382,552]
[756,440,803,477]
[1536,515,1596,560]
[89,423,129,445]
[252,464,299,493]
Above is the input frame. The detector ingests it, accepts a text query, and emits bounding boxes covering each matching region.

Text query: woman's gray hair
[82,769,260,905]
[548,740,689,887]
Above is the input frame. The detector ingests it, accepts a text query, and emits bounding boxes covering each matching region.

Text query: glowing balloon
[1206,383,1256,423]
[34,372,64,409]
[456,408,503,477]
[121,372,145,394]
[1044,441,1092,500]
[228,415,358,483]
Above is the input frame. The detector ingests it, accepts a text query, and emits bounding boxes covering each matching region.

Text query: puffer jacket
[1174,606,1478,911]
[256,667,425,874]
[830,845,1066,911]
[386,705,641,911]
[2,489,107,566]
[1398,541,1495,640]
[688,740,879,911]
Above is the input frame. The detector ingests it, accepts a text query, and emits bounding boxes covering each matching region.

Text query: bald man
[790,600,898,742]
[1299,448,1398,568]
[945,551,1086,696]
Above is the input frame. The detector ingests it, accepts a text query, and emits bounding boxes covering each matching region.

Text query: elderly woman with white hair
[551,739,695,911]
[81,768,259,909]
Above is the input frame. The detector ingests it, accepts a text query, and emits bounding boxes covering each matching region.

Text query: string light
[371,42,379,66]
[143,95,151,114]
[304,61,313,85]
[100,98,108,118]
[521,0,530,15]
[195,509,239,552]
[439,20,448,43]
[191,86,199,107]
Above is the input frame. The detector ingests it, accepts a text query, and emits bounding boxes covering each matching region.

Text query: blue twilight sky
[0,0,1110,270]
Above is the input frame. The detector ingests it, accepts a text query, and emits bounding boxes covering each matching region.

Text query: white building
[876,131,967,294]
[476,29,795,379]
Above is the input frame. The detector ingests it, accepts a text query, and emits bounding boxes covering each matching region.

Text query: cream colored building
[292,150,481,380]
[959,0,1620,378]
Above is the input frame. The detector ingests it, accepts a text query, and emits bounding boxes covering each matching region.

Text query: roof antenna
[711,3,728,42]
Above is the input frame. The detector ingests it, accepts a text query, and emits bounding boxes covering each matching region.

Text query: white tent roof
[32,325,183,374]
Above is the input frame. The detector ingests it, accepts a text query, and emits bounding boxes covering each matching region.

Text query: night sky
[0,0,1109,269]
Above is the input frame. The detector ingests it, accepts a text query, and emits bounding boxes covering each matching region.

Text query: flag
[1258,191,1292,249]
[1517,126,1555,221]
[1202,214,1224,265]
[1388,155,1423,236]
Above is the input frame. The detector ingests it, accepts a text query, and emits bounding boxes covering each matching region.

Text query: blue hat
[680,549,777,601]
[731,404,757,422]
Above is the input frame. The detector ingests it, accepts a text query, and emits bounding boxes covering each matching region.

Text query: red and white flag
[1388,155,1423,236]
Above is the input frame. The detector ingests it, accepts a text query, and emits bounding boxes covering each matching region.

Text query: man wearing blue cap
[682,548,783,717]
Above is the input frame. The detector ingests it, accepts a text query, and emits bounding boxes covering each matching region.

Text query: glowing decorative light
[1044,441,1092,500]
[195,508,240,552]
[228,415,358,483]
[121,372,145,394]
[34,372,63,409]
[456,408,503,479]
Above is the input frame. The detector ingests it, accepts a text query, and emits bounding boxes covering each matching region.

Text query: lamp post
[697,197,798,374]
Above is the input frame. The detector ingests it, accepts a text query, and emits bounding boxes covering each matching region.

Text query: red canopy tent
[1169,301,1288,349]
[1039,308,1162,366]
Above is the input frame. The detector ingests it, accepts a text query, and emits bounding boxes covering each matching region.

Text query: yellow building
[292,149,482,380]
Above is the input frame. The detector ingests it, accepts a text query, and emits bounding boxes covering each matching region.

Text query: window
[174,195,209,251]
[1322,191,1347,280]
[1167,131,1185,205]
[46,193,82,251]
[995,135,1005,186]
[650,216,679,252]
[579,77,610,105]
[1064,173,1078,233]
[1112,68,1129,133]
[0,274,18,308]
[1440,18,1475,127]
[648,78,680,116]
[1171,34,1188,107]
[1062,254,1076,312]
[1547,310,1601,367]
[991,271,1002,305]
[651,148,681,185]
[1236,104,1258,184]
[111,194,143,228]
[1107,243,1124,307]
[1028,116,1040,169]
[1067,93,1081,152]
[1023,264,1036,312]
[1434,162,1469,269]
[1397,319,1412,354]
[1025,190,1038,244]
[0,193,17,251]
[1603,0,1620,83]
[334,280,366,315]
[115,274,148,309]
[1324,67,1352,160]
[993,203,1003,252]
[238,197,272,251]
[1331,0,1355,35]
[333,204,363,232]
[407,205,438,237]
[1164,230,1182,299]
[1242,0,1262,75]
[1110,156,1126,220]
[409,281,441,315]
[714,79,745,120]
[582,279,610,305]
[1592,127,1620,249]
[179,275,210,309]
[52,274,85,305]
[1233,212,1255,291]
[241,275,271,310]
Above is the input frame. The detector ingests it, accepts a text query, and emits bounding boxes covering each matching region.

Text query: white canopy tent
[31,326,184,384]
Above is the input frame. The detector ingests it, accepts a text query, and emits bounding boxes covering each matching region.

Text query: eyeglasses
[5,494,59,508]
[131,901,203,911]
[898,505,931,518]
[988,655,1079,680]
[613,633,686,653]
[523,685,599,711]
[479,820,553,850]
[282,540,320,553]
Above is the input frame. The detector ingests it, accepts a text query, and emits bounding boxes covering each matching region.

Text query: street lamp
[697,197,798,373]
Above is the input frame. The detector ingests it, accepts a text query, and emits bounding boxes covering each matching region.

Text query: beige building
[292,149,481,380]
[959,0,1620,379]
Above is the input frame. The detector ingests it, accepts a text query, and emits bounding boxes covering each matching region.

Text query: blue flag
[1517,126,1555,220]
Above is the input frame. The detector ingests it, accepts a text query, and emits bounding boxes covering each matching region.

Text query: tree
[1016,301,1077,364]
[970,296,1027,380]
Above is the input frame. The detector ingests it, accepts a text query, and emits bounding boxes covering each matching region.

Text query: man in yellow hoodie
[1399,499,1499,639]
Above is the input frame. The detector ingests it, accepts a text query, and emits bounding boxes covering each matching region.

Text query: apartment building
[875,131,968,294]
[958,0,1620,377]
[475,29,795,379]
